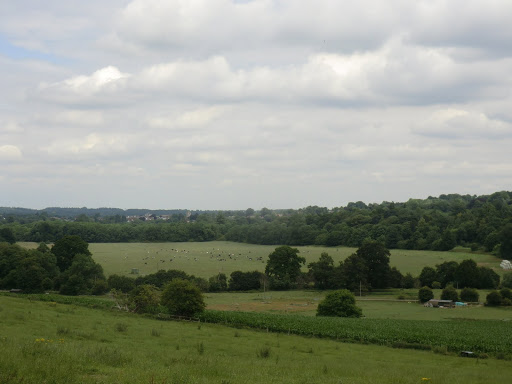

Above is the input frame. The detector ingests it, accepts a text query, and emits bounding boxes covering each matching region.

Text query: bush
[418,286,434,303]
[441,285,459,302]
[91,279,109,295]
[316,289,362,318]
[460,287,479,302]
[502,273,512,289]
[500,287,512,301]
[107,274,136,293]
[161,279,205,317]
[486,290,502,306]
[432,281,442,289]
[130,284,160,313]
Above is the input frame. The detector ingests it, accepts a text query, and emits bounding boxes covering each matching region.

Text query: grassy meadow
[204,289,512,321]
[2,295,512,384]
[19,241,501,279]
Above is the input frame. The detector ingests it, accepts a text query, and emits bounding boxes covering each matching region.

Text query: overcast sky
[1,0,512,210]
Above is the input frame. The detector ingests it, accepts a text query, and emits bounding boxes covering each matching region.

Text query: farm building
[424,299,455,308]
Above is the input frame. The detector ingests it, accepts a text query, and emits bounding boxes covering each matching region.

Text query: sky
[1,0,512,210]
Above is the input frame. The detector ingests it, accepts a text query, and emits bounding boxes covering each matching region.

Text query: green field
[16,241,501,279]
[19,241,501,279]
[204,289,512,321]
[2,295,512,384]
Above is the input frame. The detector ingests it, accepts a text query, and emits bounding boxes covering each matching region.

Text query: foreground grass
[16,241,500,278]
[1,296,512,384]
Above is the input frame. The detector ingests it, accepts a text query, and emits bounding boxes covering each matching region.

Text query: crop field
[200,310,512,355]
[17,241,500,279]
[2,295,512,384]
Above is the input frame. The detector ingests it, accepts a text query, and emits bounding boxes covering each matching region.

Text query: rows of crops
[200,310,511,355]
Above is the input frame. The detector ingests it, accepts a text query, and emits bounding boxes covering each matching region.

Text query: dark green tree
[342,254,369,293]
[228,271,262,291]
[316,289,362,318]
[502,273,512,289]
[460,287,479,302]
[208,273,227,292]
[500,287,512,301]
[265,246,305,284]
[478,267,500,289]
[58,253,106,295]
[418,286,434,303]
[486,290,502,306]
[161,279,205,317]
[435,261,458,288]
[355,240,391,289]
[307,252,335,289]
[0,227,16,244]
[108,274,136,293]
[51,235,92,271]
[499,224,512,259]
[388,267,404,288]
[441,285,459,301]
[401,273,417,289]
[454,259,480,288]
[419,266,437,288]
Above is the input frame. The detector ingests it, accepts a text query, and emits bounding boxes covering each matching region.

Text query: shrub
[460,287,479,302]
[432,281,442,289]
[502,298,512,306]
[418,286,434,303]
[107,274,136,293]
[161,279,205,317]
[316,289,362,318]
[486,290,502,306]
[91,279,109,295]
[502,273,512,289]
[500,287,512,301]
[130,284,160,314]
[441,285,459,302]
[401,273,417,289]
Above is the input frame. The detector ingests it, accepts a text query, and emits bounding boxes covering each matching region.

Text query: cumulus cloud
[1,1,512,209]
[34,38,512,107]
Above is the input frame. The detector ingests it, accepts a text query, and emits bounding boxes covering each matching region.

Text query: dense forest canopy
[1,191,512,258]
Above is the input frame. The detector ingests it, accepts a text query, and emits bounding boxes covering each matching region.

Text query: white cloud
[44,132,135,158]
[2,1,512,209]
[413,109,512,139]
[0,145,22,160]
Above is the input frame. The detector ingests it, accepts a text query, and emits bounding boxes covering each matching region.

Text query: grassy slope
[1,295,511,384]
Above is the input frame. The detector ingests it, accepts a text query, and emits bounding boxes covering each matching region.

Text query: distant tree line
[2,192,512,258]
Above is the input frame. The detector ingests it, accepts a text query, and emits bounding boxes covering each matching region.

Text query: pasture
[19,241,501,278]
[57,241,502,278]
[204,289,512,321]
[2,295,512,384]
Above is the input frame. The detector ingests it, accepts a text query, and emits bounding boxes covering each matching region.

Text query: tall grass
[1,295,512,383]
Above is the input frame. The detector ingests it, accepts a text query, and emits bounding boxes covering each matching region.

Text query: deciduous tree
[161,279,205,317]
